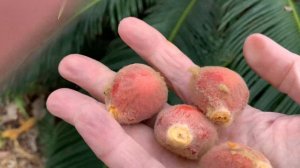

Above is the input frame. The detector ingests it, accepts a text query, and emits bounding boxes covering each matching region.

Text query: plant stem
[287,0,300,32]
[168,0,197,41]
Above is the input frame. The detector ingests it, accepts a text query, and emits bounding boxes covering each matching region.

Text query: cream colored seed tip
[108,105,119,119]
[166,124,193,148]
[218,84,230,93]
[188,66,201,76]
[206,108,232,126]
[227,141,240,150]
[226,141,273,168]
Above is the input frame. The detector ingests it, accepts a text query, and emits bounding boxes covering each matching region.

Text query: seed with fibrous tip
[105,63,168,124]
[189,66,249,126]
[154,104,218,160]
[198,141,273,168]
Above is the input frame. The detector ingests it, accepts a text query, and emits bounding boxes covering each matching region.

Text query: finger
[46,88,164,168]
[58,54,172,128]
[58,54,116,102]
[124,124,197,168]
[118,17,196,102]
[243,34,300,104]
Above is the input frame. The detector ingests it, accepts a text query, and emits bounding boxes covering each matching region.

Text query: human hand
[46,17,300,168]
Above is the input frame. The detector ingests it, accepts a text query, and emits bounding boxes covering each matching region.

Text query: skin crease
[46,17,300,168]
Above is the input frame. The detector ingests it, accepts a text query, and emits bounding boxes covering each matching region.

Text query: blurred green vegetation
[1,0,299,167]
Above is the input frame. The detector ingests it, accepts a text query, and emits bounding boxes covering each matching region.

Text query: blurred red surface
[0,0,79,82]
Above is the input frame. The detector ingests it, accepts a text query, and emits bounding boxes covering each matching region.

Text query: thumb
[243,33,300,104]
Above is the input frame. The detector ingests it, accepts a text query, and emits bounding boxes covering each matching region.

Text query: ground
[0,95,45,168]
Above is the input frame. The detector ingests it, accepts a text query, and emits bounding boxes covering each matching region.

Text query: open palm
[46,17,300,168]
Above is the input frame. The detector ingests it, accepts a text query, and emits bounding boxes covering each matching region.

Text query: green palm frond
[4,0,300,168]
[287,0,300,32]
[38,113,106,168]
[102,0,300,113]
[219,0,300,113]
[101,0,222,104]
[2,1,154,166]
[1,0,154,98]
[108,0,155,31]
[102,0,222,70]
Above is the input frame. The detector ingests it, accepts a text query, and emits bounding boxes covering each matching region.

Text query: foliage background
[1,0,300,167]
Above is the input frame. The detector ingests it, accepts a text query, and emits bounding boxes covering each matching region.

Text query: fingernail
[243,34,266,66]
[118,17,164,53]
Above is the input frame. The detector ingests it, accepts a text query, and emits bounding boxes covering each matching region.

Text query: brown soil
[0,95,46,168]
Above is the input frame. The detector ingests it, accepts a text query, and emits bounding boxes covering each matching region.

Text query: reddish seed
[154,104,218,160]
[105,63,168,124]
[198,142,272,168]
[189,66,249,126]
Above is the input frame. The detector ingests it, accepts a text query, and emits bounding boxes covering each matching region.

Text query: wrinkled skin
[46,17,300,168]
